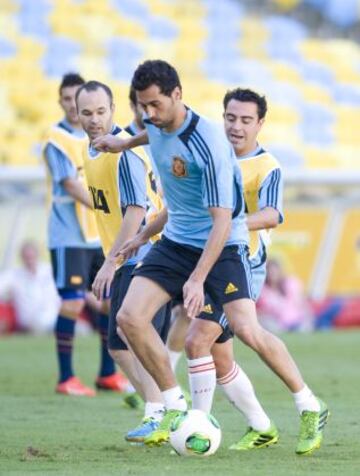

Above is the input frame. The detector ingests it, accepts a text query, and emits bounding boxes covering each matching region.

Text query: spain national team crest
[172,156,187,177]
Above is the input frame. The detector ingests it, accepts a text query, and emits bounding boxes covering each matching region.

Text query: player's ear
[111,102,115,114]
[173,87,182,101]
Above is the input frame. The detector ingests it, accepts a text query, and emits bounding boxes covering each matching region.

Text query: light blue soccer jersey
[88,125,151,266]
[144,108,248,249]
[44,119,100,250]
[125,121,160,179]
[238,145,283,300]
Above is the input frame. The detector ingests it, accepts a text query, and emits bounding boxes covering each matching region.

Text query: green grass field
[0,331,359,475]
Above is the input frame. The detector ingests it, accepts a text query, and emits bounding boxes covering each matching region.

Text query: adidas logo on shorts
[225,282,238,294]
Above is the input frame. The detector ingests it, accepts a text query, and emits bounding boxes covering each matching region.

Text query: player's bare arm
[183,207,232,319]
[92,205,146,299]
[119,207,168,260]
[246,207,280,231]
[62,177,93,209]
[92,130,149,153]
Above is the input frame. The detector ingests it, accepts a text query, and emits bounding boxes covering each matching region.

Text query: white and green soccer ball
[170,409,222,457]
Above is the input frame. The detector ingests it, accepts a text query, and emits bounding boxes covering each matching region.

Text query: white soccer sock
[162,386,187,411]
[218,362,271,432]
[293,385,320,413]
[144,402,165,421]
[188,356,216,413]
[168,349,182,373]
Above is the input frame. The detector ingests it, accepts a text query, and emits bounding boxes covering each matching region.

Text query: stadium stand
[1,0,360,171]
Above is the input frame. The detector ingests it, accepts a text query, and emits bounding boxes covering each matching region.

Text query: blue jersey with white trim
[144,108,248,249]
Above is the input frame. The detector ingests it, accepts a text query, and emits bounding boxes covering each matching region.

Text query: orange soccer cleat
[95,372,130,393]
[56,376,96,397]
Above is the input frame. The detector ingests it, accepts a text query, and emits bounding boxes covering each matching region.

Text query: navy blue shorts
[109,265,171,351]
[50,247,104,293]
[133,236,252,308]
[198,295,234,343]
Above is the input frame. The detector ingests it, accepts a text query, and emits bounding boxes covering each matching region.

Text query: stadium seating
[0,0,360,171]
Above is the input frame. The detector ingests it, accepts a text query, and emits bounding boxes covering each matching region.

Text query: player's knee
[116,307,139,336]
[60,299,85,317]
[233,323,261,350]
[185,331,212,359]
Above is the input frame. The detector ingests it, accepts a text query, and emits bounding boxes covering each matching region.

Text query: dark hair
[131,60,181,96]
[75,80,113,105]
[223,88,267,120]
[129,85,137,105]
[59,73,85,94]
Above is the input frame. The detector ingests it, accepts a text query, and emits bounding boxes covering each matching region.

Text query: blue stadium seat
[147,16,178,40]
[111,0,149,20]
[42,37,82,77]
[0,38,16,58]
[107,37,143,81]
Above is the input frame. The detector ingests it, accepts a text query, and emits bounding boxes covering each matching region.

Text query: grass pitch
[0,330,359,475]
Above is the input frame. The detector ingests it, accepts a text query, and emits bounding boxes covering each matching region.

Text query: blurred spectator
[0,240,60,334]
[257,258,313,332]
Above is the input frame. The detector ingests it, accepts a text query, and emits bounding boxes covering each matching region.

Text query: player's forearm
[138,208,168,242]
[62,178,92,208]
[127,130,149,148]
[190,210,232,283]
[106,206,146,263]
[247,207,280,231]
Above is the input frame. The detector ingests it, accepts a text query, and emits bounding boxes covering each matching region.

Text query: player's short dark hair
[75,80,113,106]
[129,85,137,105]
[59,73,85,94]
[223,88,267,120]
[131,60,182,96]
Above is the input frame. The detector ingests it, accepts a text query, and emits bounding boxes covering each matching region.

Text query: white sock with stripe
[293,385,320,413]
[162,386,187,411]
[188,356,216,413]
[144,402,165,421]
[217,362,271,432]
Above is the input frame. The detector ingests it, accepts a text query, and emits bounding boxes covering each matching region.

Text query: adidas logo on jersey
[225,282,238,294]
[202,304,213,314]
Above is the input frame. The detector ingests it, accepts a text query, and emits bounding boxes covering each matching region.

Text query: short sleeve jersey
[144,108,248,249]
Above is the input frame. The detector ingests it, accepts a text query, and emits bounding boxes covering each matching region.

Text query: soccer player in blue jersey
[94,62,329,455]
[104,60,259,446]
[43,73,128,396]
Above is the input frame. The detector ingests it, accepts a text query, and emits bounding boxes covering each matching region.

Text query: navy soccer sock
[97,313,115,378]
[55,315,76,383]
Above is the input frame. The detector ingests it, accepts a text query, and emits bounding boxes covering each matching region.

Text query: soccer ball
[170,409,221,456]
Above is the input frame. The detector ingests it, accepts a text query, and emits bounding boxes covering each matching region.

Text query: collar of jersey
[60,118,85,138]
[88,124,120,157]
[236,143,264,160]
[158,107,193,137]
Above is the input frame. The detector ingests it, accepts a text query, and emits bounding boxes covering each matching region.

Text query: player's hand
[119,234,148,261]
[92,134,126,153]
[92,258,116,300]
[183,278,205,319]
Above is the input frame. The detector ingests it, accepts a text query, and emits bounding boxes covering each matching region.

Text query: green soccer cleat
[296,399,330,455]
[123,392,144,410]
[229,422,279,451]
[144,409,183,447]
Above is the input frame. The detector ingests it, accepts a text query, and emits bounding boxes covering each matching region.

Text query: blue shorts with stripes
[133,236,252,308]
[50,246,104,295]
